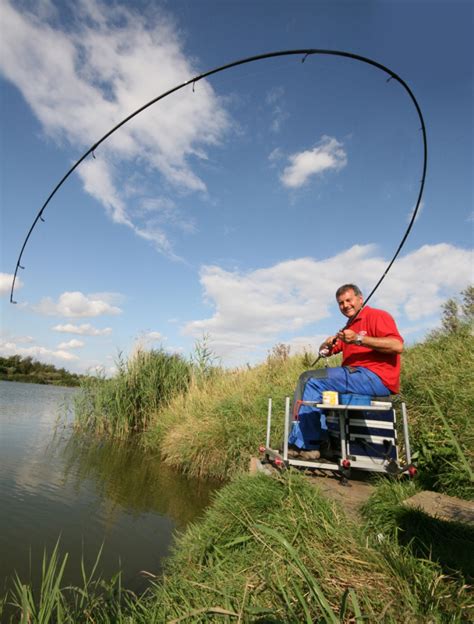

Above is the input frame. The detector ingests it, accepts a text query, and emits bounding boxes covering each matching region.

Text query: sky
[0,0,472,375]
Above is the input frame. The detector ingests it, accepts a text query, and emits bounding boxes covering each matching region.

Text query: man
[288,283,403,459]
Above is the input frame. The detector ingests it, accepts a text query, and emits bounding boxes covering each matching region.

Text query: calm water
[0,380,218,593]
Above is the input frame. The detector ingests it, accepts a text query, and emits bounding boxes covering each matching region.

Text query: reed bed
[74,348,191,437]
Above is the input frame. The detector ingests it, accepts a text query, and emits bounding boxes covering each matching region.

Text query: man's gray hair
[335,283,363,299]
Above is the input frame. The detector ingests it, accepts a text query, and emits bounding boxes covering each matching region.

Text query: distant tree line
[0,355,83,387]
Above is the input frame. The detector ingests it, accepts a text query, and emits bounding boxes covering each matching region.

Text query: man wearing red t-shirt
[288,283,403,459]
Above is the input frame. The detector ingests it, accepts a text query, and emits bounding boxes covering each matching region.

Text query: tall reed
[74,348,191,437]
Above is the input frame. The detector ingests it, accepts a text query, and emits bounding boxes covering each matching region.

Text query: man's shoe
[287,448,301,458]
[286,447,321,460]
[299,449,321,460]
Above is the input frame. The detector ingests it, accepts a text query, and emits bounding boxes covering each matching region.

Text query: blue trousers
[288,366,390,450]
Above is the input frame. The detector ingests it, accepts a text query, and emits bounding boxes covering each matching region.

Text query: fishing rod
[9,48,427,306]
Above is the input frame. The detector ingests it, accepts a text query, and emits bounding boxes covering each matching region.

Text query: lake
[0,380,218,594]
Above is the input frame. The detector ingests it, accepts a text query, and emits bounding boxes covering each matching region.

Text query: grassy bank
[5,297,471,621]
[152,327,472,498]
[400,323,473,498]
[147,473,471,622]
[74,320,473,498]
[3,474,471,622]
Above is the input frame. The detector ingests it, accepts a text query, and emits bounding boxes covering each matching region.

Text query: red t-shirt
[332,306,403,393]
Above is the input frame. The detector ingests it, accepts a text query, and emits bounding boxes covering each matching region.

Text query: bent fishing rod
[9,48,427,308]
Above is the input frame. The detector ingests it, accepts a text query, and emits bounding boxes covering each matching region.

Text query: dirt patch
[249,457,374,519]
[301,470,375,520]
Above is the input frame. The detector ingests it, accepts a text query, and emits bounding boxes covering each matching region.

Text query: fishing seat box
[325,393,398,466]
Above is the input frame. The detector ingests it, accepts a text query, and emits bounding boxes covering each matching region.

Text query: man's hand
[319,335,337,355]
[337,329,357,344]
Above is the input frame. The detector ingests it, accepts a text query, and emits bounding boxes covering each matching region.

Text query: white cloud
[265,86,288,133]
[134,330,164,347]
[52,323,112,335]
[57,339,84,349]
[280,136,347,188]
[370,243,474,320]
[0,340,79,362]
[34,291,122,317]
[268,147,283,163]
[166,345,185,355]
[130,330,165,356]
[284,335,328,356]
[0,272,22,296]
[183,243,473,363]
[0,0,230,258]
[144,331,163,342]
[0,331,35,346]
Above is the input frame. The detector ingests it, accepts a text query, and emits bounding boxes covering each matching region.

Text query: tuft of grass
[10,541,69,623]
[4,540,141,624]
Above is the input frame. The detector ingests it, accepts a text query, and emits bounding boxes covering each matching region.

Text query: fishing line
[9,49,427,306]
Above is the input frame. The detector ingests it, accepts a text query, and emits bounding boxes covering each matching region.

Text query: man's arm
[337,329,403,354]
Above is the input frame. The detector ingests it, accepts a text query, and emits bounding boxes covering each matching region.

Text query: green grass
[145,347,328,480]
[150,473,472,623]
[3,541,132,624]
[400,324,474,499]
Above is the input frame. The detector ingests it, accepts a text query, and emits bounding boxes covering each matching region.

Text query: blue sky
[0,0,472,374]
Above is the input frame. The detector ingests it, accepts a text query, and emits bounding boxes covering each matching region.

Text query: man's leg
[290,367,389,450]
[289,368,329,450]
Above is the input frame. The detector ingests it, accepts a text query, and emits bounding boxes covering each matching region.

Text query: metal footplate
[260,395,414,479]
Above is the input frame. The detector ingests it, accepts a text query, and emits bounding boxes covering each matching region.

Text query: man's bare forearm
[356,334,403,354]
[337,329,403,354]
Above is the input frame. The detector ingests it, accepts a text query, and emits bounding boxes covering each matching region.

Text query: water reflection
[0,382,220,595]
[60,434,219,529]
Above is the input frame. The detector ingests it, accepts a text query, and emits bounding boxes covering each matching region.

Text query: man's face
[337,289,363,319]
